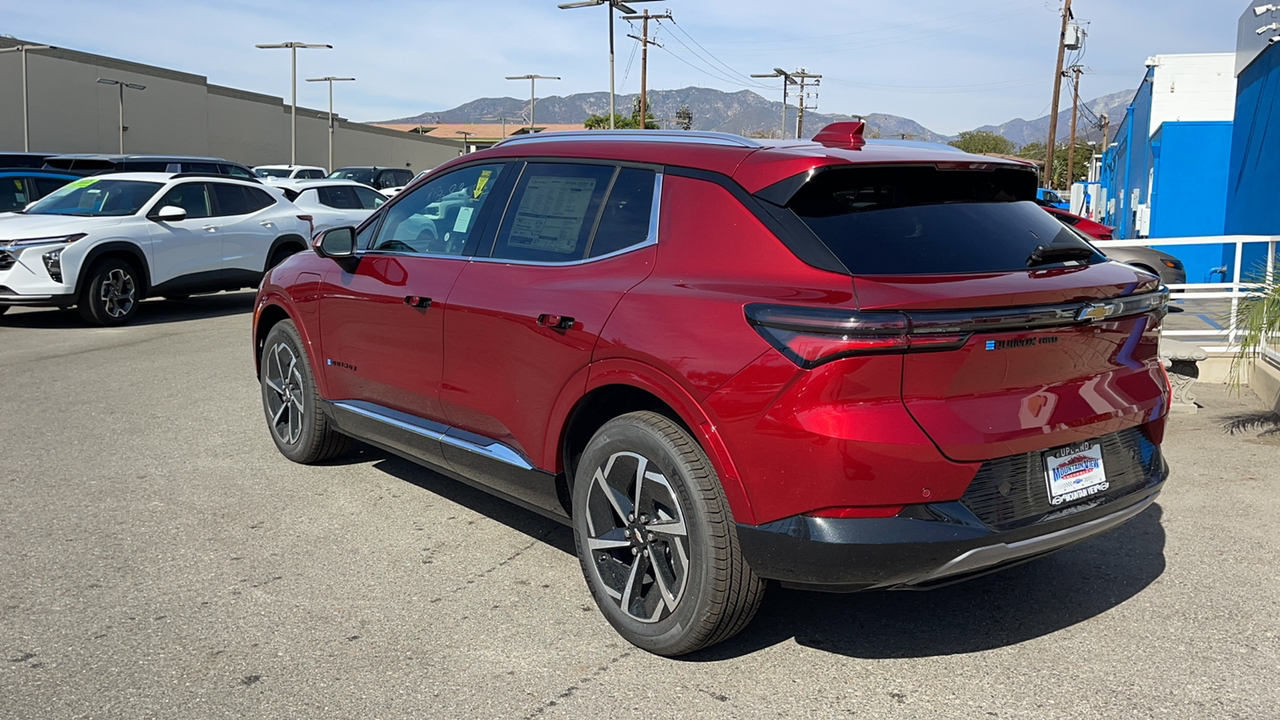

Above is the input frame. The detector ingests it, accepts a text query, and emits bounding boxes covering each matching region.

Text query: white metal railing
[1101,235,1279,355]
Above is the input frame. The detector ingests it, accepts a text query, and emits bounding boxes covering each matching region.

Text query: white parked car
[253,165,328,182]
[0,172,311,325]
[272,179,387,235]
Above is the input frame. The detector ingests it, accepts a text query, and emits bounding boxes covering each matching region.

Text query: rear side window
[317,186,361,209]
[353,186,387,209]
[589,168,656,258]
[244,187,275,211]
[787,166,1095,275]
[491,163,614,262]
[0,178,32,212]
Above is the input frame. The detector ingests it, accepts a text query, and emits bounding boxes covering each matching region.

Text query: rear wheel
[260,320,352,463]
[571,411,765,656]
[77,258,141,326]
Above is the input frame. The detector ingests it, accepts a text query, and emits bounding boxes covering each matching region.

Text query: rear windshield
[788,165,1099,275]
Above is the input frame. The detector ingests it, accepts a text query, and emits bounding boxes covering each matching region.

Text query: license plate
[1044,442,1109,506]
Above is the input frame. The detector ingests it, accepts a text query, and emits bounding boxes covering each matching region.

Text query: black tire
[77,257,141,326]
[571,411,765,656]
[260,319,352,463]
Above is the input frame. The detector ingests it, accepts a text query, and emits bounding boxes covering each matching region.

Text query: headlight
[1,233,87,249]
[42,248,64,283]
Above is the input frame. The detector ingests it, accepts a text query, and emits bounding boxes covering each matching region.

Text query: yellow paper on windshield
[473,170,492,199]
[66,177,101,190]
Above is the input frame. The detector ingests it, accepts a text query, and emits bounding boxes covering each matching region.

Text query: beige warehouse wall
[0,37,459,172]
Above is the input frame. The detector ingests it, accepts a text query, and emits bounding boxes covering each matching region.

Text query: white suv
[0,172,311,325]
[253,165,327,181]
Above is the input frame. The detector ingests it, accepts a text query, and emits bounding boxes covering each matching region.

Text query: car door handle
[260,221,275,228]
[404,296,432,309]
[537,314,575,330]
[202,225,219,233]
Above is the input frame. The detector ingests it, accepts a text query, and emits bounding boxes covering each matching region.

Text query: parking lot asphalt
[2,294,1278,720]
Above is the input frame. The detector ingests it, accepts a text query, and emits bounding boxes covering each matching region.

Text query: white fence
[1102,235,1278,358]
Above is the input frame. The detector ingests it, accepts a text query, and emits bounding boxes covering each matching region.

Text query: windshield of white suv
[25,178,163,217]
[255,168,292,178]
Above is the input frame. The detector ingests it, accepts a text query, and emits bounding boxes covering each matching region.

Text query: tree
[675,105,693,131]
[584,96,658,130]
[1016,140,1093,188]
[1230,261,1280,392]
[949,130,1016,156]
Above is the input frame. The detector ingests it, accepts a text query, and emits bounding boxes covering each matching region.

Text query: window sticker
[453,206,475,232]
[473,170,492,199]
[507,176,596,254]
[66,177,101,191]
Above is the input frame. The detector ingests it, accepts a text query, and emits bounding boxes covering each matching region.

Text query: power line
[657,20,773,90]
[663,18,771,90]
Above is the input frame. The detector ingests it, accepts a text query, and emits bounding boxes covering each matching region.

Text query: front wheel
[77,258,141,326]
[571,411,765,656]
[260,319,351,463]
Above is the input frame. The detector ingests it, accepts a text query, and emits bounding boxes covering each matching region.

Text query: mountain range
[380,85,1136,148]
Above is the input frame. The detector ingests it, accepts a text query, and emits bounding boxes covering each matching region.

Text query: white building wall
[1148,53,1238,137]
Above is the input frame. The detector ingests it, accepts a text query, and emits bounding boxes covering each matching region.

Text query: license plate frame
[1043,442,1109,506]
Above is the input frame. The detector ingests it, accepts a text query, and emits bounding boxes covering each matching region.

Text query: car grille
[960,426,1162,531]
[0,251,14,271]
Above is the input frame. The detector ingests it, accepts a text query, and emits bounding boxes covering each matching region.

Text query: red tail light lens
[805,505,905,519]
[745,304,970,368]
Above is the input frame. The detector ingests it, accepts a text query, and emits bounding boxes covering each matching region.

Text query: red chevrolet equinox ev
[253,123,1170,656]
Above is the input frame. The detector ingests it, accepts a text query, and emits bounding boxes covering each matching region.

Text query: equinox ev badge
[1077,302,1116,322]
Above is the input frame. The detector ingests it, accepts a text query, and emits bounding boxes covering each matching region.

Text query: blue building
[1224,4,1280,278]
[1096,53,1238,282]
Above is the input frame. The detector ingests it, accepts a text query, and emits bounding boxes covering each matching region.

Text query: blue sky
[3,0,1253,134]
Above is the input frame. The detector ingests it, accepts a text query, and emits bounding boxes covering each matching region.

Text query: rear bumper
[737,460,1166,591]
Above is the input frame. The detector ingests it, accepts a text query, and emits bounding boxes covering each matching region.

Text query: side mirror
[153,205,187,222]
[315,226,357,260]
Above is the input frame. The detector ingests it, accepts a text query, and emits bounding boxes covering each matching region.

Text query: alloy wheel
[99,268,136,319]
[584,451,690,624]
[263,341,306,446]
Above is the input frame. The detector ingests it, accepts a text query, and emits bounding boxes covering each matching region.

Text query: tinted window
[121,161,169,172]
[224,165,256,179]
[27,178,163,217]
[210,184,252,216]
[353,186,386,209]
[154,182,212,219]
[185,162,221,174]
[390,169,413,186]
[492,163,614,262]
[788,166,1098,275]
[256,168,291,178]
[0,177,33,212]
[300,169,325,179]
[317,185,362,210]
[244,187,275,212]
[589,168,655,258]
[371,163,504,255]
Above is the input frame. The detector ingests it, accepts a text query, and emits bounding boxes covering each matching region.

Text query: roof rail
[171,171,243,181]
[494,130,763,149]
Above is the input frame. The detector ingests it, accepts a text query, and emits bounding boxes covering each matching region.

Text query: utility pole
[1044,0,1073,189]
[0,44,54,152]
[1066,65,1084,191]
[558,0,660,130]
[1099,112,1110,147]
[792,69,821,138]
[623,9,672,129]
[96,78,146,154]
[306,76,354,173]
[751,68,799,139]
[505,74,560,132]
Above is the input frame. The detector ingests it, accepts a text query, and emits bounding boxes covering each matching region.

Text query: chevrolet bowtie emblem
[1077,303,1115,322]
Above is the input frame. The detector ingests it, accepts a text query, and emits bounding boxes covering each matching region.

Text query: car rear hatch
[775,163,1169,464]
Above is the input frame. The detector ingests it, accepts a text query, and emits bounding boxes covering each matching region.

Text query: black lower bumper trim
[737,480,1164,592]
[0,291,76,308]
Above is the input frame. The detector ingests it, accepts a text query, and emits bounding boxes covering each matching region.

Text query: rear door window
[210,183,252,216]
[490,163,614,263]
[786,165,1098,275]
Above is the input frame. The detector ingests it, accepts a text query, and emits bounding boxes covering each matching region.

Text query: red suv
[253,123,1170,656]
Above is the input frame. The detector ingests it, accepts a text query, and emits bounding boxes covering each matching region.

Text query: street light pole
[306,76,354,173]
[96,78,146,153]
[557,0,659,130]
[0,44,53,152]
[257,42,332,165]
[456,130,475,154]
[505,74,561,132]
[751,68,798,139]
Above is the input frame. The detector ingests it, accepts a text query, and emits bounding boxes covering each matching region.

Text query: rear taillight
[745,304,969,368]
[1097,233,1113,240]
[297,214,315,238]
[804,505,905,519]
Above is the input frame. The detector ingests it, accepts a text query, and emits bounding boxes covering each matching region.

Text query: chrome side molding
[332,401,535,471]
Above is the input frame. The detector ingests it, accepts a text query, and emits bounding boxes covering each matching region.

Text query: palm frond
[1221,411,1280,436]
[1228,258,1280,391]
